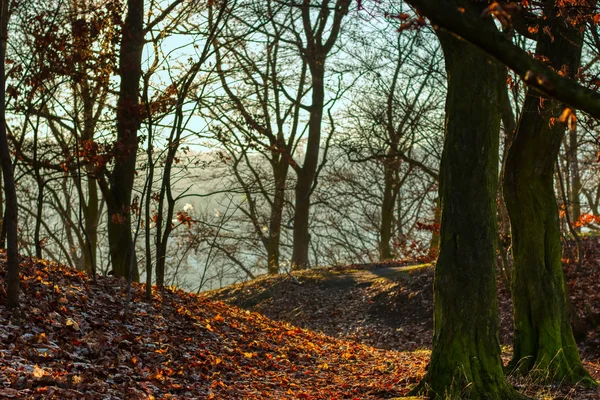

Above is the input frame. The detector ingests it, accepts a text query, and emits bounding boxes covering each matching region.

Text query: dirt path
[344,264,430,282]
[206,263,435,351]
[204,257,600,398]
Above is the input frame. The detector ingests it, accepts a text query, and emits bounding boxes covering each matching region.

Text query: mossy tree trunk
[413,10,523,398]
[503,0,593,384]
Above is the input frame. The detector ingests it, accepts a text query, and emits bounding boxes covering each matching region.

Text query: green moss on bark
[410,4,525,398]
[503,1,595,386]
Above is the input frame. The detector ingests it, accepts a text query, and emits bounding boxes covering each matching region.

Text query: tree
[206,0,307,275]
[10,0,120,274]
[409,3,522,398]
[100,0,144,280]
[335,20,442,261]
[405,0,600,118]
[290,0,351,270]
[0,0,18,308]
[148,0,230,288]
[503,0,593,383]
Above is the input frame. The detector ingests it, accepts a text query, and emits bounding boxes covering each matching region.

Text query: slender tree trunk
[503,0,593,383]
[80,93,99,275]
[155,141,179,288]
[0,0,18,308]
[154,190,174,289]
[143,80,154,298]
[292,64,325,270]
[497,83,516,285]
[267,164,287,274]
[413,21,522,398]
[34,179,43,259]
[155,238,167,288]
[291,0,349,270]
[82,177,98,273]
[379,160,396,261]
[0,168,4,249]
[567,128,581,231]
[107,0,143,280]
[428,197,441,259]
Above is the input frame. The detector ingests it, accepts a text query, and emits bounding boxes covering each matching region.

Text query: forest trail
[327,263,430,284]
[205,262,444,351]
[207,248,600,393]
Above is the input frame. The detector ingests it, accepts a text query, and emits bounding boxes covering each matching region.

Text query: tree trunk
[34,179,43,259]
[291,64,325,270]
[154,181,174,289]
[567,128,581,231]
[428,197,441,259]
[379,160,396,261]
[0,167,4,249]
[292,171,312,270]
[0,0,18,308]
[290,0,350,270]
[107,0,143,280]
[503,1,592,383]
[82,177,99,273]
[413,22,521,398]
[497,83,516,285]
[267,164,287,274]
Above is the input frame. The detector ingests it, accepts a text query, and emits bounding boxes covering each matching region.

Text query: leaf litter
[0,255,426,399]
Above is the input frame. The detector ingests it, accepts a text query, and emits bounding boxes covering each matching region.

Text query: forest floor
[0,240,597,399]
[207,238,600,399]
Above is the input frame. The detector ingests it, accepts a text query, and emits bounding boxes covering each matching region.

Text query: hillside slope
[207,242,600,399]
[0,255,426,399]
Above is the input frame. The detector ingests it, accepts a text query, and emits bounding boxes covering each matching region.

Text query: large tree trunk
[503,0,592,383]
[107,0,143,280]
[413,22,521,398]
[0,0,18,308]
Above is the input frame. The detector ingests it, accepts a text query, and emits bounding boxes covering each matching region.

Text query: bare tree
[0,0,18,308]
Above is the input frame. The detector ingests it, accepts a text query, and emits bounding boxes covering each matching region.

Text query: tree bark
[412,16,522,398]
[82,176,99,273]
[503,0,593,383]
[107,0,143,280]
